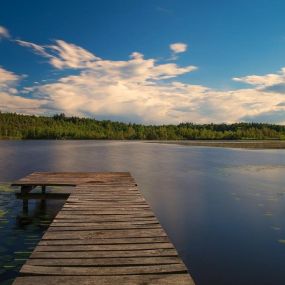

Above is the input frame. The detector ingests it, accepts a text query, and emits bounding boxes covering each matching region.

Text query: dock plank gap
[11,172,195,285]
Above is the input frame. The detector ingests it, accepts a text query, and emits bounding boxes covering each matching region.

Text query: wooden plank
[56,213,155,218]
[20,264,187,275]
[26,256,183,266]
[39,236,170,245]
[43,228,167,239]
[47,225,161,231]
[30,249,179,259]
[61,208,152,213]
[53,217,158,223]
[59,210,153,215]
[63,204,150,208]
[51,221,159,227]
[34,243,174,252]
[13,274,195,285]
[54,214,156,221]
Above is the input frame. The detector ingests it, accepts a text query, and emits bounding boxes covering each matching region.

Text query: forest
[0,112,285,140]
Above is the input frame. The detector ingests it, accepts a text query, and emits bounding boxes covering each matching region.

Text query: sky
[1,0,285,124]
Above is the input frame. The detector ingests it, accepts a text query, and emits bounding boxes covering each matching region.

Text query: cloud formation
[170,42,187,54]
[0,67,43,112]
[0,66,20,87]
[0,32,285,124]
[233,68,285,88]
[16,39,101,69]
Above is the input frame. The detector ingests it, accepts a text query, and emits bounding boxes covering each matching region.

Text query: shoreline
[1,139,285,149]
[148,140,285,149]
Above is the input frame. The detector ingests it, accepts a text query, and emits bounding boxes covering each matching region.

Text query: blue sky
[1,0,285,124]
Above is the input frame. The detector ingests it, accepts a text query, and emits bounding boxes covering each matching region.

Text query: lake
[0,140,285,285]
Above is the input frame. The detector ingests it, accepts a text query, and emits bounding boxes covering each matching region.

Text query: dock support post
[20,185,34,215]
[22,198,28,215]
[42,185,46,194]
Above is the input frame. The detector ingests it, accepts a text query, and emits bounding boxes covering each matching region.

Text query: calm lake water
[0,140,285,285]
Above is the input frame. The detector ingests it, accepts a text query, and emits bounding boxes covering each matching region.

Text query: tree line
[0,112,285,140]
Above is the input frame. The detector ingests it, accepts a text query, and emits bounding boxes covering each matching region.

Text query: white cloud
[16,39,101,69]
[27,47,198,123]
[0,67,44,113]
[233,68,285,87]
[31,66,285,124]
[0,26,10,39]
[170,42,188,54]
[4,37,285,124]
[48,40,100,69]
[0,67,20,88]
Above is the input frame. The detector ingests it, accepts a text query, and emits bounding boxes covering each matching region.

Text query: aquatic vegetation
[0,185,14,193]
[0,189,65,284]
[0,210,7,218]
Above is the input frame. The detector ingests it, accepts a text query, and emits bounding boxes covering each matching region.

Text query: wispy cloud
[16,40,51,57]
[15,39,101,69]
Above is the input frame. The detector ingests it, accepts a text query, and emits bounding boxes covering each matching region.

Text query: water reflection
[0,185,67,284]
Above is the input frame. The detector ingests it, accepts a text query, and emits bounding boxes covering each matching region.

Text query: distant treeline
[0,112,285,140]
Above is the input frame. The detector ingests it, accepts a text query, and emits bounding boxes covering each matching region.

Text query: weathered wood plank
[30,249,179,259]
[38,236,170,245]
[13,274,195,285]
[53,217,158,223]
[26,256,183,266]
[47,225,161,231]
[63,203,150,208]
[34,243,174,252]
[61,209,153,214]
[51,221,158,227]
[56,212,155,217]
[54,214,156,221]
[20,264,187,275]
[43,228,167,239]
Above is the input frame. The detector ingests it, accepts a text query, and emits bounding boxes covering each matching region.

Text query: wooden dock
[11,172,195,285]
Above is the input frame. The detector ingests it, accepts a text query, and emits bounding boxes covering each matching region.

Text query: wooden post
[20,185,34,215]
[42,185,46,194]
[22,198,28,215]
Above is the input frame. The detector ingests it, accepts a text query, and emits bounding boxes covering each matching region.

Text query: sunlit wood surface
[12,172,195,285]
